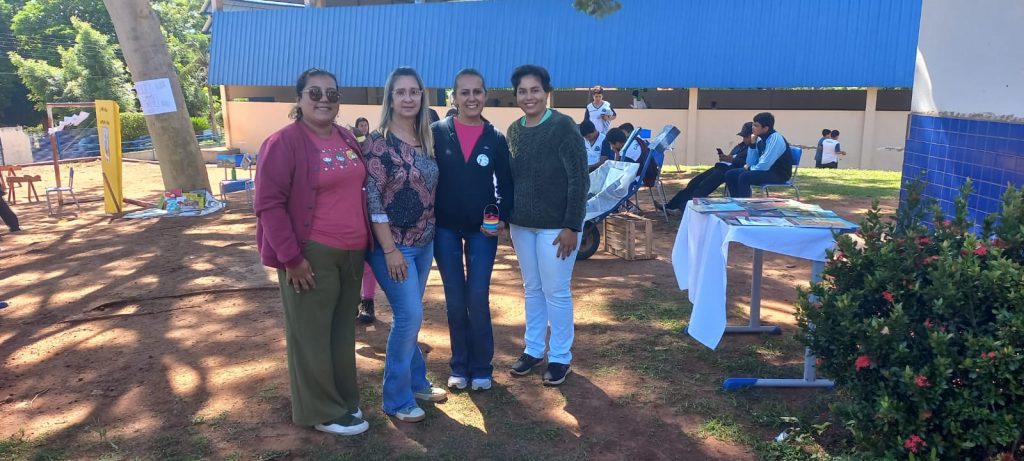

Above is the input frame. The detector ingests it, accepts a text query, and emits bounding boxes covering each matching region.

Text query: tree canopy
[2,0,211,125]
[8,17,135,110]
[573,0,622,19]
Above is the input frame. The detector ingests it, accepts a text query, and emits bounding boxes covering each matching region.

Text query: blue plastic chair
[761,146,802,201]
[217,153,255,208]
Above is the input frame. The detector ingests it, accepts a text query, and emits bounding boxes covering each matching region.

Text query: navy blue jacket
[431,116,514,233]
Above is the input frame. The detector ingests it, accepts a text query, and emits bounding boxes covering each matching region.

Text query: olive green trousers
[277,240,364,426]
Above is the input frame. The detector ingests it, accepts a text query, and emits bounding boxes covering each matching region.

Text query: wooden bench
[6,175,42,203]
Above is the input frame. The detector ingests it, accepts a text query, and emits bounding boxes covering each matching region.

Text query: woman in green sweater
[505,65,589,386]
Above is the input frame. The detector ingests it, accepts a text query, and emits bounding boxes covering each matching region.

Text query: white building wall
[224,102,909,170]
[0,127,34,165]
[912,0,1024,120]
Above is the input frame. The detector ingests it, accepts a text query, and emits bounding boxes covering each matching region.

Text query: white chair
[45,167,82,216]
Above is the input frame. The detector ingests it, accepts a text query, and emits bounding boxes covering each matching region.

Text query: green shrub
[795,179,1024,460]
[120,112,148,140]
[190,116,210,134]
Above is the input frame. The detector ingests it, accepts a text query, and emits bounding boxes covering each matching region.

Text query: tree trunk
[102,0,210,193]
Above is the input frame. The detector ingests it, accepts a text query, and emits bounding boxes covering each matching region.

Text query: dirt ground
[0,160,894,460]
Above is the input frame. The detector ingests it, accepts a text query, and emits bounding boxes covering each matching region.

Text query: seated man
[656,122,755,213]
[580,120,607,172]
[617,123,643,162]
[603,128,628,164]
[724,112,793,198]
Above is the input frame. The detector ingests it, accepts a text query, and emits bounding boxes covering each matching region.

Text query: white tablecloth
[671,203,839,349]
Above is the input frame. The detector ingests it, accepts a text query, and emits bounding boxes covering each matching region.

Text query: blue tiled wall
[901,114,1024,231]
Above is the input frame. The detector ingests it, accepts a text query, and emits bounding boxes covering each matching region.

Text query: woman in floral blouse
[363,67,446,423]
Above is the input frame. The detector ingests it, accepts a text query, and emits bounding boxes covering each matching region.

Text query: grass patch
[596,276,841,458]
[661,167,901,201]
[794,168,901,200]
[695,417,755,445]
[149,426,213,461]
[506,421,564,442]
[0,430,68,461]
[254,450,290,461]
[0,431,33,461]
[253,384,280,403]
[605,287,692,330]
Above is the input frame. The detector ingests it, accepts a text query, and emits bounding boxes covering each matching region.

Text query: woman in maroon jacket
[254,68,371,437]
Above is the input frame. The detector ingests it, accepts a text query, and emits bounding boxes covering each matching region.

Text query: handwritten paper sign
[135,78,177,115]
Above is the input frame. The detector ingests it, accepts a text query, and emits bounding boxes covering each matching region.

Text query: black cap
[737,122,754,137]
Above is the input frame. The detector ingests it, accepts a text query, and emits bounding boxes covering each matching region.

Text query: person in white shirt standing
[630,89,649,109]
[820,129,846,169]
[584,85,616,134]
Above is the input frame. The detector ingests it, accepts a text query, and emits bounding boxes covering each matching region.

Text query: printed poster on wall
[135,78,177,115]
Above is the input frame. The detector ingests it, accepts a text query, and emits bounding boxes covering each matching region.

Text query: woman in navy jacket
[431,68,514,392]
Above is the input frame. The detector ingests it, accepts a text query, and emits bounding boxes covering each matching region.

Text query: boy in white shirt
[584,85,616,134]
[580,120,607,172]
[820,129,846,169]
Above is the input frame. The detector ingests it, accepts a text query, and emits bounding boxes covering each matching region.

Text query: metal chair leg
[45,191,54,216]
[70,190,81,211]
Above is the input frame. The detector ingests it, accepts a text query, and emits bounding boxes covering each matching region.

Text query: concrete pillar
[220,85,232,147]
[860,87,878,169]
[685,87,699,166]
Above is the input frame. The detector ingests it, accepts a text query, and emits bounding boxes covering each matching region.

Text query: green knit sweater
[506,110,589,231]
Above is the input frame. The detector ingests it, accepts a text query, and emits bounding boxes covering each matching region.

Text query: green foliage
[0,0,39,125]
[10,0,115,64]
[190,116,209,134]
[573,0,622,18]
[8,17,135,111]
[120,112,149,141]
[6,0,212,118]
[795,179,1024,459]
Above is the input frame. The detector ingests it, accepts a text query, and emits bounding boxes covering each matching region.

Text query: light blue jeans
[367,243,434,414]
[509,225,582,365]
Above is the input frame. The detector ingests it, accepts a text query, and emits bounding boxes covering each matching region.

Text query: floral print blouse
[363,131,439,247]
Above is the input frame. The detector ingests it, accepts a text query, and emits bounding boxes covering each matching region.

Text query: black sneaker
[356,299,375,324]
[510,353,543,376]
[542,363,571,386]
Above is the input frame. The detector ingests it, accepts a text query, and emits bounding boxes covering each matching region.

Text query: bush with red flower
[795,180,1024,460]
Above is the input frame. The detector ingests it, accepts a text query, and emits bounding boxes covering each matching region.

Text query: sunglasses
[302,87,341,103]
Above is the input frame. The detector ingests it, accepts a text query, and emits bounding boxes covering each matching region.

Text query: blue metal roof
[209,0,921,89]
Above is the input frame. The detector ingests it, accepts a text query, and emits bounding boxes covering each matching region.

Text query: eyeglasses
[392,88,423,100]
[302,87,341,103]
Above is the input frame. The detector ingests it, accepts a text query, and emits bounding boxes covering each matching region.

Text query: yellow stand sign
[95,100,123,214]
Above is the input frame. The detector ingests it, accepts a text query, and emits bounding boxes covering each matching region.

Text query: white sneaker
[470,378,492,391]
[414,386,448,402]
[447,376,468,390]
[393,405,426,423]
[314,417,369,436]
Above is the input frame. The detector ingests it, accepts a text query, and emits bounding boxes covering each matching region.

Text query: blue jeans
[433,226,498,380]
[509,225,582,365]
[724,168,784,198]
[367,243,434,414]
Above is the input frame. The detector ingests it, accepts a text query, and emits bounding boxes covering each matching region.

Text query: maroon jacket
[255,121,371,269]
